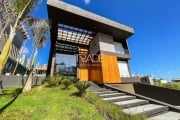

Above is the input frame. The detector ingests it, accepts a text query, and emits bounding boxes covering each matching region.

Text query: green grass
[0,86,104,120]
[154,81,180,90]
[0,85,146,120]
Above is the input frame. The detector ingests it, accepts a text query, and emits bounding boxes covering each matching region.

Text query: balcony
[100,49,130,59]
[115,49,130,59]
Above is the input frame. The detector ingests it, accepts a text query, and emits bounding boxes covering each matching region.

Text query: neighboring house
[140,76,154,85]
[172,78,180,83]
[35,64,47,76]
[159,80,168,84]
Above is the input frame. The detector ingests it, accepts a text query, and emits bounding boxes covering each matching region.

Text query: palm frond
[14,0,42,20]
[27,17,49,49]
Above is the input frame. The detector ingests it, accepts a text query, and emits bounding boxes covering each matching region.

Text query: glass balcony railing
[115,49,130,59]
[115,49,129,54]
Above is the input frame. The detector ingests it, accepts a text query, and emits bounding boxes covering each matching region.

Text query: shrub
[55,74,64,84]
[70,77,79,84]
[61,79,72,90]
[74,81,90,97]
[44,74,63,87]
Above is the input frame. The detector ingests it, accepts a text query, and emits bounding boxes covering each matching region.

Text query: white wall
[118,61,130,77]
[89,33,116,54]
[99,33,115,52]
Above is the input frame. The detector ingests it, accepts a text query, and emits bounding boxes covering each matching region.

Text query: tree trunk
[0,39,12,73]
[22,48,38,93]
[12,60,19,75]
[22,69,33,93]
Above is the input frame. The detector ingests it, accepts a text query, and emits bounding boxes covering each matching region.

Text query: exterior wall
[89,34,100,54]
[80,32,131,83]
[99,33,115,52]
[89,62,103,83]
[110,84,135,93]
[89,55,121,84]
[89,33,123,83]
[101,54,121,83]
[89,33,115,54]
[0,75,45,89]
[133,83,180,105]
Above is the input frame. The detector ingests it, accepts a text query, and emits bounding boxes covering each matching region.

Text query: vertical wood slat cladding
[78,47,89,81]
[78,46,121,83]
[101,54,121,83]
[89,62,103,83]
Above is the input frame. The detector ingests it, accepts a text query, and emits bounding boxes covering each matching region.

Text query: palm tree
[0,0,16,40]
[22,18,49,93]
[0,0,41,73]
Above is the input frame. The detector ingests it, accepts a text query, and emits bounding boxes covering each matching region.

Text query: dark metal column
[46,20,58,76]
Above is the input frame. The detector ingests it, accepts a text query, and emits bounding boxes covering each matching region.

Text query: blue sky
[28,0,180,80]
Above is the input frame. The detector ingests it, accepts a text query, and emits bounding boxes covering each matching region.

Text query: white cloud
[84,0,91,5]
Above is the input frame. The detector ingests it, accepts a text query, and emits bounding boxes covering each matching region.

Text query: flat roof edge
[47,0,134,34]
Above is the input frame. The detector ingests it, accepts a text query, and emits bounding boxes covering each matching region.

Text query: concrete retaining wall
[133,83,180,106]
[0,75,45,89]
[110,84,135,93]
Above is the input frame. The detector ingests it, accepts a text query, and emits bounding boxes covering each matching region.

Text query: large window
[56,54,77,77]
[114,42,125,54]
[118,61,130,77]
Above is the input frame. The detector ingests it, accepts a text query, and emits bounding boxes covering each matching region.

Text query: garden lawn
[0,85,104,120]
[154,82,180,90]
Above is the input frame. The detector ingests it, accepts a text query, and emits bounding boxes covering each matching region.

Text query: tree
[0,0,41,74]
[22,18,49,93]
[0,0,17,40]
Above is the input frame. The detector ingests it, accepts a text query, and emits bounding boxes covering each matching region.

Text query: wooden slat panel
[89,62,103,83]
[78,49,121,83]
[78,47,89,81]
[101,54,121,83]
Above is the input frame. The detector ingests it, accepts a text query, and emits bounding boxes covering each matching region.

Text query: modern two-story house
[47,0,137,83]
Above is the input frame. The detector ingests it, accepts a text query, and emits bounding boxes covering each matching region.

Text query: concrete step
[114,99,149,108]
[148,111,180,120]
[95,91,118,95]
[100,93,126,98]
[91,89,110,92]
[89,81,102,89]
[123,104,168,117]
[102,95,136,102]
